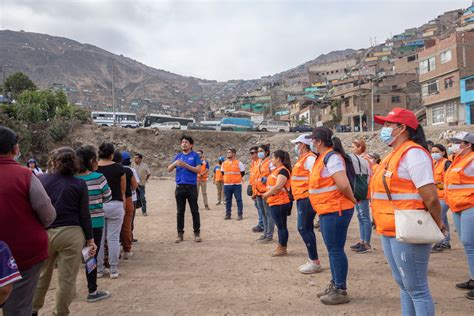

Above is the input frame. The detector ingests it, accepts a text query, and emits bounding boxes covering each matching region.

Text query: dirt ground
[32,180,472,315]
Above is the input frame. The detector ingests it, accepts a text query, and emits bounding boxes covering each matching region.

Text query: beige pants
[197,180,209,207]
[33,226,85,316]
[215,181,223,204]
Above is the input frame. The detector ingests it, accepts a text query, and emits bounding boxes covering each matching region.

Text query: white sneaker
[299,260,322,274]
[124,252,134,259]
[97,268,109,278]
[110,271,119,279]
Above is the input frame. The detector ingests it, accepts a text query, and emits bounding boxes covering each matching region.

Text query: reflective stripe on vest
[266,166,291,206]
[447,184,474,189]
[308,185,337,194]
[371,192,422,200]
[291,176,309,181]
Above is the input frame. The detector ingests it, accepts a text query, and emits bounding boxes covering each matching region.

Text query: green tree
[4,72,37,98]
[296,116,308,126]
[14,89,69,123]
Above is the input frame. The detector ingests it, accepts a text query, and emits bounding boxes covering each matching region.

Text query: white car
[150,121,181,130]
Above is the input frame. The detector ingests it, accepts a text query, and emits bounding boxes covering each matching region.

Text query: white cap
[290,134,312,146]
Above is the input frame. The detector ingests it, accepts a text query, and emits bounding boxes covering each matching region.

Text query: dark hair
[98,142,115,159]
[402,125,429,151]
[273,150,292,172]
[112,150,122,164]
[0,126,18,155]
[181,135,194,145]
[312,127,347,157]
[432,144,448,159]
[227,147,236,154]
[134,153,143,159]
[426,140,434,147]
[75,145,97,173]
[258,144,270,157]
[369,153,381,164]
[197,150,203,154]
[48,147,79,176]
[249,146,258,153]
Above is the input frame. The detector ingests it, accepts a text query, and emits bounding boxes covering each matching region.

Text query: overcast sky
[0,0,470,81]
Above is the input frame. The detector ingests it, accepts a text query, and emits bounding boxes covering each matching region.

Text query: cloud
[0,0,470,80]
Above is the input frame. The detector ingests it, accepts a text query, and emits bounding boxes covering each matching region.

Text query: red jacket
[0,157,49,270]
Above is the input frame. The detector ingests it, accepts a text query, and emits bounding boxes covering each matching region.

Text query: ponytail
[405,125,428,151]
[273,150,292,172]
[331,136,347,157]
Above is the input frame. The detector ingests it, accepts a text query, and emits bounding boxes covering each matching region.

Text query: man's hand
[86,239,97,256]
[176,160,186,167]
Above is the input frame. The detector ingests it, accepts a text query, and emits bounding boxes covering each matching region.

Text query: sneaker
[299,260,322,274]
[257,237,273,244]
[175,233,184,243]
[224,214,231,220]
[237,215,243,221]
[142,212,148,217]
[215,202,221,205]
[350,242,362,251]
[466,289,474,300]
[271,245,287,257]
[431,244,443,253]
[205,206,211,210]
[442,243,451,249]
[97,268,109,278]
[320,288,350,305]
[194,233,202,243]
[124,252,134,259]
[456,279,474,290]
[252,225,264,233]
[317,281,335,298]
[256,235,266,241]
[356,244,373,254]
[87,290,111,303]
[132,238,138,243]
[110,271,119,279]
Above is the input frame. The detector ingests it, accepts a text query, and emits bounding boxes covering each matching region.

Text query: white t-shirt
[321,154,345,177]
[397,148,434,188]
[238,161,246,172]
[304,155,316,171]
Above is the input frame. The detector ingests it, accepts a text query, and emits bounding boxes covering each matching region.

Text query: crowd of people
[0,106,473,315]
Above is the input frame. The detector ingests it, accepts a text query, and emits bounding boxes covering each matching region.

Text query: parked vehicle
[257,120,291,132]
[143,114,194,128]
[200,120,221,131]
[92,111,140,128]
[150,121,181,130]
[291,124,313,133]
[220,117,254,132]
[187,123,216,131]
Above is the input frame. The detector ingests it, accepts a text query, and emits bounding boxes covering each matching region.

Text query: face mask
[14,152,21,162]
[310,142,315,152]
[294,144,300,155]
[448,143,462,155]
[380,127,395,145]
[431,153,442,161]
[257,152,265,159]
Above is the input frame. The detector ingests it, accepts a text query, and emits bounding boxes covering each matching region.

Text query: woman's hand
[86,239,97,256]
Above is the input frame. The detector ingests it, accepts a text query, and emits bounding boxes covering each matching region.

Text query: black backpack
[323,151,357,199]
[351,154,369,201]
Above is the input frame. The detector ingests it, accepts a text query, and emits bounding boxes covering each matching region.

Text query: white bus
[143,114,195,128]
[200,120,221,131]
[91,111,140,128]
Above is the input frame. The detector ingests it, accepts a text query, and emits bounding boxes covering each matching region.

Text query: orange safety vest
[308,149,354,215]
[433,158,449,200]
[254,158,272,196]
[222,159,242,185]
[291,151,316,201]
[370,141,430,236]
[249,160,259,186]
[266,165,291,206]
[198,160,209,181]
[444,151,474,213]
[214,165,223,182]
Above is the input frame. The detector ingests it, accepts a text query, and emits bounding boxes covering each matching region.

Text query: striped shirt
[76,172,112,228]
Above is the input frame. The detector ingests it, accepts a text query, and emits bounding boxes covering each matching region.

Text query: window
[444,77,454,89]
[431,105,445,124]
[466,78,474,91]
[374,95,381,103]
[422,80,439,96]
[344,99,349,107]
[446,103,456,119]
[419,56,436,74]
[391,95,401,103]
[440,50,452,63]
[407,54,417,62]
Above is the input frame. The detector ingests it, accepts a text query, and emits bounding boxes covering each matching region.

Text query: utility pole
[371,78,375,131]
[111,59,116,126]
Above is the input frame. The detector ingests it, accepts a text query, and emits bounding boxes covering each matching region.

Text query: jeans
[254,199,264,228]
[381,236,434,316]
[175,184,200,234]
[98,201,125,274]
[2,261,43,316]
[256,196,274,238]
[319,209,354,290]
[356,199,372,244]
[452,206,474,279]
[86,228,103,293]
[224,184,243,216]
[439,199,451,246]
[270,203,291,247]
[138,185,147,213]
[297,198,318,260]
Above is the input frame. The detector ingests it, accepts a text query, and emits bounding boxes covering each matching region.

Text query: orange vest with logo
[222,159,242,185]
[308,149,354,215]
[249,160,259,186]
[267,166,291,206]
[433,158,448,200]
[371,141,430,236]
[254,158,272,196]
[214,165,223,182]
[291,151,316,201]
[198,160,209,181]
[444,151,474,213]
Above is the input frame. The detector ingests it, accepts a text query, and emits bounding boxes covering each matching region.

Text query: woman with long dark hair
[262,150,292,257]
[306,127,356,305]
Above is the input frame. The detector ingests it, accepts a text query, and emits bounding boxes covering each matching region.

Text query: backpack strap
[323,150,337,166]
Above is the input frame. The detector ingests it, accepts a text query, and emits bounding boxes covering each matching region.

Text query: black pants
[175,184,200,234]
[86,227,103,293]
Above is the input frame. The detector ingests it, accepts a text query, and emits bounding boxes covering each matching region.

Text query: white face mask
[449,143,462,155]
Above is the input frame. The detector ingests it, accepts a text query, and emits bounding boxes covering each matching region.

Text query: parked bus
[143,114,195,128]
[257,120,291,132]
[91,111,140,128]
[220,117,254,132]
[200,120,221,131]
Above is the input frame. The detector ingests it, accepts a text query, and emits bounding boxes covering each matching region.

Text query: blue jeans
[439,199,450,245]
[224,184,243,216]
[297,198,318,260]
[256,196,274,238]
[270,203,290,247]
[138,185,147,213]
[452,206,474,279]
[254,199,264,228]
[319,209,353,290]
[381,236,434,316]
[356,199,372,244]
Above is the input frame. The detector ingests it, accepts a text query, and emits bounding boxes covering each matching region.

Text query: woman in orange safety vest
[262,150,292,257]
[371,107,443,315]
[444,132,474,300]
[306,127,356,306]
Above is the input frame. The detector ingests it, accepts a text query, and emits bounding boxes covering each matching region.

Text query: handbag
[246,184,253,197]
[283,187,294,216]
[382,169,444,244]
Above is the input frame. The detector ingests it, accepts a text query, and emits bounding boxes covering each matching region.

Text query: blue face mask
[431,153,442,161]
[257,152,265,159]
[294,144,300,156]
[380,127,395,145]
[310,142,315,152]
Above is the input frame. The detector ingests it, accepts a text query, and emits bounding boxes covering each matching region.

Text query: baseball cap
[448,131,474,144]
[218,156,225,162]
[121,151,131,160]
[290,134,312,146]
[374,107,419,130]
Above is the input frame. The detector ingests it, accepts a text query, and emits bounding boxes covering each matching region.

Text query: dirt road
[36,180,471,315]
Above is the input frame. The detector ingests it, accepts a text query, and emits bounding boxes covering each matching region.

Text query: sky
[0,0,471,81]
